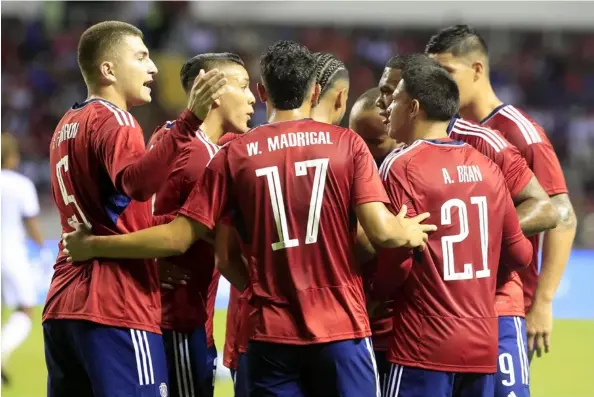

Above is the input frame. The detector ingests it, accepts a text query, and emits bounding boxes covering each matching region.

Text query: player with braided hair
[311,52,350,125]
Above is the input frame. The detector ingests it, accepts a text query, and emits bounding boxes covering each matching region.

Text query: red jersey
[149,123,220,333]
[180,119,390,344]
[376,138,533,373]
[449,117,535,317]
[44,99,202,333]
[482,104,568,310]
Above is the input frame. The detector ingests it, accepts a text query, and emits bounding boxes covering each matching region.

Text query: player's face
[217,64,255,133]
[386,80,414,141]
[429,52,474,108]
[351,109,397,160]
[113,35,158,107]
[377,68,402,126]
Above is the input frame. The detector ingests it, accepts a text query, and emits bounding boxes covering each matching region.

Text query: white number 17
[256,158,329,251]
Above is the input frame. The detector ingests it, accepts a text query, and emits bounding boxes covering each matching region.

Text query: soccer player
[44,21,228,397]
[375,53,558,396]
[148,52,255,397]
[311,52,350,125]
[426,22,577,389]
[377,55,533,397]
[0,133,47,386]
[349,87,399,165]
[61,40,437,397]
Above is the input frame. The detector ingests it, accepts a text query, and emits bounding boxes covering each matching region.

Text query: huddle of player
[44,19,577,397]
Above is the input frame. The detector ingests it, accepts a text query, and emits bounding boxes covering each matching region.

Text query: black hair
[313,52,349,97]
[352,87,381,113]
[180,52,244,93]
[400,54,459,121]
[425,24,488,57]
[259,40,317,110]
[385,54,416,70]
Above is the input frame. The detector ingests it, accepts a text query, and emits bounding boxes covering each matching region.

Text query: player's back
[225,119,377,344]
[0,169,39,251]
[45,99,160,333]
[379,139,522,373]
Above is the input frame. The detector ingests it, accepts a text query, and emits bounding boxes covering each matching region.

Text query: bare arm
[215,223,249,292]
[355,202,435,249]
[513,176,559,237]
[63,215,210,262]
[23,216,44,248]
[535,193,577,303]
[354,222,376,264]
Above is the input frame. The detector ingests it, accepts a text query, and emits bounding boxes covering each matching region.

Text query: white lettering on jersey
[267,132,333,152]
[442,168,455,184]
[456,165,483,183]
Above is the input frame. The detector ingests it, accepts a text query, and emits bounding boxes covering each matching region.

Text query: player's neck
[87,87,129,111]
[459,83,503,123]
[409,120,450,144]
[310,101,333,124]
[200,114,225,144]
[268,107,312,124]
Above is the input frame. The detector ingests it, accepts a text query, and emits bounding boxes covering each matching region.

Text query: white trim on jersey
[452,119,508,152]
[99,100,136,127]
[173,331,196,397]
[385,364,404,397]
[514,317,530,386]
[499,106,542,145]
[130,330,155,386]
[379,141,423,181]
[364,338,381,397]
[195,130,220,159]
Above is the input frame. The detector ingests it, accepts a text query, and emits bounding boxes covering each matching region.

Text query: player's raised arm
[96,69,229,202]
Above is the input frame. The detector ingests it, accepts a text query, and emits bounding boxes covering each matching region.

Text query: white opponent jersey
[1,169,40,251]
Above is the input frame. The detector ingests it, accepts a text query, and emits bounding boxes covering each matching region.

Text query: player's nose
[147,59,158,76]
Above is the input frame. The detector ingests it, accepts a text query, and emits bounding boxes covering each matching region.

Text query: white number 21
[441,196,490,281]
[256,158,329,251]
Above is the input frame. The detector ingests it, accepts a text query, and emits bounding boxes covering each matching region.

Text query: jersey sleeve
[497,145,534,198]
[179,147,230,230]
[500,192,533,270]
[92,109,202,202]
[21,179,40,218]
[351,132,390,207]
[522,139,568,196]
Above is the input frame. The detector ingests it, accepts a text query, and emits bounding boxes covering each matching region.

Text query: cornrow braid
[313,52,349,97]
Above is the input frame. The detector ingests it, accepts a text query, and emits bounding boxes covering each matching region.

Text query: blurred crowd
[2,1,594,246]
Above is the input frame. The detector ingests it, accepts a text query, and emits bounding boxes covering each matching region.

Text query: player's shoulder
[485,104,545,146]
[148,120,175,148]
[378,140,427,181]
[73,99,139,131]
[450,117,509,153]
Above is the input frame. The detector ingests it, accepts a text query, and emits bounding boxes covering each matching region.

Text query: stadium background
[1,1,593,396]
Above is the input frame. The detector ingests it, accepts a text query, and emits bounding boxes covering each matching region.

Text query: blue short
[383,364,494,397]
[375,350,392,395]
[162,327,214,397]
[496,316,531,397]
[232,352,249,397]
[43,319,168,397]
[206,344,217,397]
[248,337,380,397]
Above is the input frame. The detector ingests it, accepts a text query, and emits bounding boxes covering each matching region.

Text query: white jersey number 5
[56,155,91,228]
[256,158,329,251]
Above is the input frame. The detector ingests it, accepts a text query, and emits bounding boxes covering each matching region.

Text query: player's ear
[99,61,117,83]
[310,83,321,107]
[335,87,348,111]
[257,83,268,104]
[472,60,484,81]
[410,99,420,119]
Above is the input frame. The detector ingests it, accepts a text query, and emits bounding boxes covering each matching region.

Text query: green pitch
[2,308,593,397]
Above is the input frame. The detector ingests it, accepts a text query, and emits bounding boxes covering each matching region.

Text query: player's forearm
[90,216,207,259]
[513,177,559,237]
[515,197,558,237]
[354,223,377,263]
[535,194,577,303]
[355,202,407,248]
[24,217,44,247]
[215,224,249,291]
[118,110,202,201]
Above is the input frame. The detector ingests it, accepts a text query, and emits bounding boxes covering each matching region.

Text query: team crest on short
[159,382,168,397]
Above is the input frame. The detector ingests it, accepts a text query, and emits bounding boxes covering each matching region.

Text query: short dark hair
[260,40,316,110]
[353,87,381,113]
[180,53,244,93]
[386,54,416,70]
[400,55,459,121]
[313,52,349,97]
[78,21,143,84]
[425,24,488,57]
